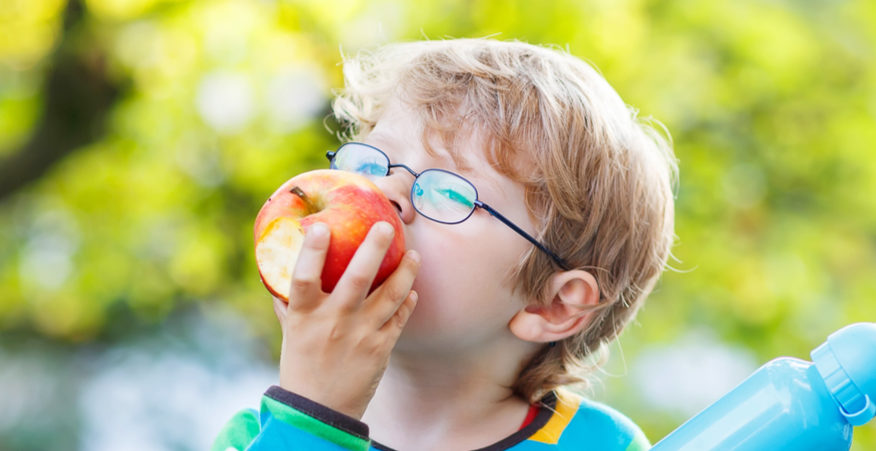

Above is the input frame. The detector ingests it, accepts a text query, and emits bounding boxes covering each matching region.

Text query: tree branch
[0,0,121,201]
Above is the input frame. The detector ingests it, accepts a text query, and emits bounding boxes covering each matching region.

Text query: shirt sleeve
[623,424,651,451]
[579,397,651,451]
[538,390,652,451]
[211,408,261,451]
[211,386,372,451]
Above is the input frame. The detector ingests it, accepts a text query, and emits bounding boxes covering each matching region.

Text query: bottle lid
[811,322,876,426]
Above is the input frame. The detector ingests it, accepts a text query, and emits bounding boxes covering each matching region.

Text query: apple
[254,169,405,301]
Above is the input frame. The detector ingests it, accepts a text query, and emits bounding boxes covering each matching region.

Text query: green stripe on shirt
[262,396,370,451]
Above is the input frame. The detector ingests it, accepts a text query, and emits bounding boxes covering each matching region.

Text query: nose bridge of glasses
[388,163,418,178]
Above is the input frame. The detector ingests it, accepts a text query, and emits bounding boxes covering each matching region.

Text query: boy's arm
[212,223,419,451]
[211,386,372,451]
[275,222,420,419]
[213,222,418,450]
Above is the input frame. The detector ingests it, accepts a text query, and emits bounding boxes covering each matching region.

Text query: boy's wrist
[277,375,369,419]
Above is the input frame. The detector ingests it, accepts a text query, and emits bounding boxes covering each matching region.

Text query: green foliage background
[1,0,875,449]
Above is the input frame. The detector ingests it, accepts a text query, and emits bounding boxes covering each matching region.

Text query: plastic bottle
[650,322,876,451]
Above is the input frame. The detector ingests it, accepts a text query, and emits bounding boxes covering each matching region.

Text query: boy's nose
[373,170,416,224]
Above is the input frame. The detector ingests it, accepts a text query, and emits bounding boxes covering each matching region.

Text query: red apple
[254,169,405,301]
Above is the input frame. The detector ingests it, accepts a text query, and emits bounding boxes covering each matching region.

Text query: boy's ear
[508,270,602,343]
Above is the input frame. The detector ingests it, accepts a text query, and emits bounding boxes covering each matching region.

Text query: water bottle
[651,322,876,451]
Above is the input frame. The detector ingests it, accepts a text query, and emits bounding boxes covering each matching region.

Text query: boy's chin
[392,323,492,357]
[393,326,459,356]
[393,322,432,350]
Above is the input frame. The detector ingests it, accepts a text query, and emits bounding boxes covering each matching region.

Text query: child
[214,38,676,451]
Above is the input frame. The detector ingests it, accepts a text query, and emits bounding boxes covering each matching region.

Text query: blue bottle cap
[811,322,876,426]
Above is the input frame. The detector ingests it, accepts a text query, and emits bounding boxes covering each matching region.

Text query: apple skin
[254,169,405,301]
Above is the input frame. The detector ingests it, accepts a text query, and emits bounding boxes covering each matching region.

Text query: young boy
[214,38,676,451]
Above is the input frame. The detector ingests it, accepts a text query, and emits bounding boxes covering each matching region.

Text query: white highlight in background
[266,65,327,132]
[196,71,255,133]
[632,329,758,417]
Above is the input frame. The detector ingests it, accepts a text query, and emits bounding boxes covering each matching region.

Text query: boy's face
[357,100,539,354]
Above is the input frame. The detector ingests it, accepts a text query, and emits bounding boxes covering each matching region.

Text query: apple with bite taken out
[254,169,405,301]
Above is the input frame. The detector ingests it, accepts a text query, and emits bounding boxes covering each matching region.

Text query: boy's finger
[378,290,418,335]
[330,222,395,308]
[272,296,287,322]
[366,250,420,326]
[287,222,330,310]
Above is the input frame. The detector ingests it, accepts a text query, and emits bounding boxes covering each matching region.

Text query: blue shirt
[213,386,650,451]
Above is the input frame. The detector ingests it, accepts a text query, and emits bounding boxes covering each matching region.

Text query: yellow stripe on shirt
[528,390,583,444]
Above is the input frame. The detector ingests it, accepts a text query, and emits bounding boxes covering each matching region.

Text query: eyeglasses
[326,142,570,270]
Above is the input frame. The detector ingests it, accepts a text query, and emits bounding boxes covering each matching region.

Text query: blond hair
[332,38,677,403]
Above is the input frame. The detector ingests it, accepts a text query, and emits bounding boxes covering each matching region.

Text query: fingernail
[375,221,394,236]
[406,250,420,264]
[308,223,328,238]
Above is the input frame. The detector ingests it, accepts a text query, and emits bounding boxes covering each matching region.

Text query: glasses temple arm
[475,201,571,271]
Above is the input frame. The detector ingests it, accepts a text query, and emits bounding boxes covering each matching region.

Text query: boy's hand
[272,221,420,419]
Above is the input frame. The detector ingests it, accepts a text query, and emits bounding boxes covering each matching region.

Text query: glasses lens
[412,170,477,223]
[332,143,388,177]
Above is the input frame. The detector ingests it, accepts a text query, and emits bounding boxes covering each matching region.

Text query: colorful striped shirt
[212,386,650,451]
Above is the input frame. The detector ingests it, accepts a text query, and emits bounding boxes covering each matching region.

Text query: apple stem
[289,186,315,212]
[290,186,307,200]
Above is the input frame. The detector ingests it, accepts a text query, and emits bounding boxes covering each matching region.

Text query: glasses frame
[326,142,571,271]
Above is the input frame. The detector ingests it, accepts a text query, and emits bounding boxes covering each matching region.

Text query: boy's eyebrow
[364,133,506,200]
[364,132,391,148]
[366,131,470,173]
[364,137,404,163]
[360,130,396,152]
